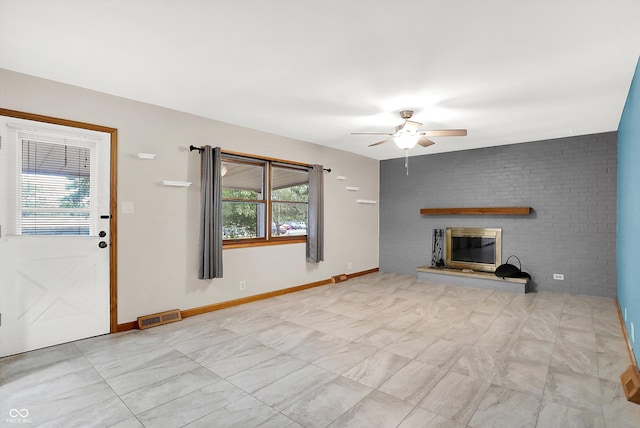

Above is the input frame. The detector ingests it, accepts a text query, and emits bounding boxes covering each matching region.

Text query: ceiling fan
[352,110,467,150]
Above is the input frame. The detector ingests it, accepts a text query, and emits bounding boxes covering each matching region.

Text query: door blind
[20,139,93,235]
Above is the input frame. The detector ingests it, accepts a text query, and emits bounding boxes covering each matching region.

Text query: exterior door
[0,115,112,357]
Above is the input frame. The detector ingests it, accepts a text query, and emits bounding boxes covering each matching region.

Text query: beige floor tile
[450,346,506,382]
[543,368,603,413]
[281,376,371,428]
[2,366,104,408]
[255,413,303,428]
[0,342,83,380]
[355,327,406,348]
[203,343,282,378]
[550,341,598,376]
[36,396,134,428]
[559,312,595,331]
[313,343,378,374]
[596,334,630,356]
[183,394,278,428]
[419,371,490,424]
[468,384,540,428]
[536,400,604,428]
[596,351,631,381]
[328,390,413,428]
[5,382,124,426]
[119,366,221,415]
[332,318,382,341]
[520,318,558,342]
[136,379,247,427]
[556,327,597,350]
[106,355,200,395]
[378,359,446,404]
[3,273,633,428]
[600,378,640,428]
[509,336,555,363]
[397,407,465,428]
[442,322,487,345]
[342,350,410,388]
[383,333,438,359]
[492,358,548,398]
[226,354,308,393]
[285,331,350,362]
[415,338,468,370]
[594,319,625,338]
[252,364,337,410]
[108,416,145,428]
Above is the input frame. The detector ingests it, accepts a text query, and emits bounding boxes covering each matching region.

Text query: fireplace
[445,227,502,272]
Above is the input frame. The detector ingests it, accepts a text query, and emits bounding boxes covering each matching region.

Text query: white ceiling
[1,0,639,160]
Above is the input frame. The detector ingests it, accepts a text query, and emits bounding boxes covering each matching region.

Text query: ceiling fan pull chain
[405,149,409,176]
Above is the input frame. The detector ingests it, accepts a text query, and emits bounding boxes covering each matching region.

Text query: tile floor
[1,272,640,427]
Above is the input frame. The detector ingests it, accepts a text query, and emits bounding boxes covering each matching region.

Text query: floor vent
[621,365,640,403]
[332,274,348,283]
[137,309,182,330]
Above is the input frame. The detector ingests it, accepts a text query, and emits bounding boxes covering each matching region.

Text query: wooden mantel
[420,207,532,215]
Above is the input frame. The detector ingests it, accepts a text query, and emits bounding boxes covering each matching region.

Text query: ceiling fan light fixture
[352,109,467,153]
[394,133,419,149]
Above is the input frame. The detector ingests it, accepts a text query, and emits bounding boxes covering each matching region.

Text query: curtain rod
[189,145,331,172]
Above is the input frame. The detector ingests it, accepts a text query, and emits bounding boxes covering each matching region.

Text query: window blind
[20,139,92,235]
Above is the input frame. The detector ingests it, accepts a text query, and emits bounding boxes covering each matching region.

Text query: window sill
[223,237,306,250]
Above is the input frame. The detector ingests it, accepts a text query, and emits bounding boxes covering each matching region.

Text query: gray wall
[380,132,617,297]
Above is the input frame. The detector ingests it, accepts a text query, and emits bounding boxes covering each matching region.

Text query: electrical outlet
[348,262,352,270]
[240,281,246,290]
[553,273,564,280]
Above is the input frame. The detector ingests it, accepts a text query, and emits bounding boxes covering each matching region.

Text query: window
[221,154,309,245]
[19,139,96,235]
[221,158,266,240]
[271,165,309,236]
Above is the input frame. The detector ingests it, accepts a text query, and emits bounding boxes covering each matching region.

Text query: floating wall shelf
[162,181,192,187]
[420,207,532,215]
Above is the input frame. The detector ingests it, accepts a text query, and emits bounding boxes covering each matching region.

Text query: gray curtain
[306,164,324,263]
[198,146,223,279]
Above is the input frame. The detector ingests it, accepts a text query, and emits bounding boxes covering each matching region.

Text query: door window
[19,137,97,236]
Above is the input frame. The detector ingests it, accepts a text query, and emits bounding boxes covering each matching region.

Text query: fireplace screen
[446,227,502,272]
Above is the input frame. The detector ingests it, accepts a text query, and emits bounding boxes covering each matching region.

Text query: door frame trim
[0,108,119,333]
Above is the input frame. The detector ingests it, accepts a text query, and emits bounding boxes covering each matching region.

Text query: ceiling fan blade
[402,120,423,131]
[421,129,468,137]
[417,137,435,147]
[351,132,394,136]
[368,138,394,147]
